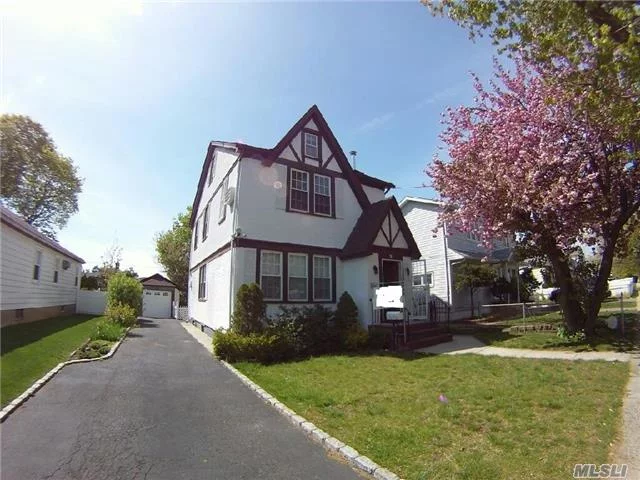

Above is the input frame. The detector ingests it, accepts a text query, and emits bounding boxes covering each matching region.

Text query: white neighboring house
[187,105,421,331]
[1,205,84,327]
[400,197,516,320]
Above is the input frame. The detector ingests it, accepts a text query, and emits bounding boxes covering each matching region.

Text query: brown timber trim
[274,157,344,178]
[190,241,232,272]
[288,143,301,162]
[322,153,335,170]
[234,238,341,256]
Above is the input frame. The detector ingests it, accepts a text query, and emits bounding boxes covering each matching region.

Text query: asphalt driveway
[0,318,361,480]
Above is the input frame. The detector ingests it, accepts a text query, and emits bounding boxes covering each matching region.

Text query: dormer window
[304,132,318,159]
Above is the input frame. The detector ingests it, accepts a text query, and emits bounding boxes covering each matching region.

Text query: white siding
[1,225,81,310]
[236,159,363,248]
[363,185,385,203]
[189,249,232,330]
[342,254,378,327]
[190,149,239,269]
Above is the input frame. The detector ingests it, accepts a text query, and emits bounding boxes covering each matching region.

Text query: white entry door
[142,289,171,318]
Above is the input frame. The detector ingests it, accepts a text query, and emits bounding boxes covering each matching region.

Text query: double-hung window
[288,253,308,301]
[198,265,207,300]
[33,251,42,281]
[313,255,331,301]
[304,132,318,158]
[53,258,60,283]
[289,169,309,212]
[194,220,199,250]
[202,203,210,241]
[260,251,282,301]
[219,176,229,223]
[314,174,331,216]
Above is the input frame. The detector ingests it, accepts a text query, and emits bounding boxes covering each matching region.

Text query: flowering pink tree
[430,61,639,334]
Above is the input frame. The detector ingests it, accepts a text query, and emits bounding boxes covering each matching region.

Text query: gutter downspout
[228,153,242,323]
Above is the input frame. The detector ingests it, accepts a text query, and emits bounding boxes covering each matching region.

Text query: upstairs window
[198,264,207,300]
[194,219,199,250]
[288,253,308,301]
[260,251,282,301]
[53,258,60,283]
[314,174,331,216]
[304,132,318,158]
[289,169,309,212]
[202,203,210,241]
[313,255,331,301]
[33,250,42,281]
[219,176,229,224]
[208,159,215,185]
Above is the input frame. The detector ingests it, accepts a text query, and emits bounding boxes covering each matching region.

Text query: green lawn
[465,314,639,352]
[1,314,104,407]
[235,354,629,480]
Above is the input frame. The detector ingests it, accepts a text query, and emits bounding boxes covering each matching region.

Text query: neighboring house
[188,105,421,330]
[140,273,181,319]
[400,197,516,320]
[0,205,84,327]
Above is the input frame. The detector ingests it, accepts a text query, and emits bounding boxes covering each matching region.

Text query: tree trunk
[470,288,475,318]
[547,249,586,333]
[586,239,618,336]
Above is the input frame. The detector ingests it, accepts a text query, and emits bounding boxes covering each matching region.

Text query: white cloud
[354,112,395,134]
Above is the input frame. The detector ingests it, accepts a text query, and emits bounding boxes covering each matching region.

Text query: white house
[187,105,421,331]
[400,197,516,320]
[1,205,84,327]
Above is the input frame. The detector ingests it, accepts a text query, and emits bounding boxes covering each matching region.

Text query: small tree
[106,272,143,315]
[334,292,359,333]
[454,263,496,318]
[519,268,540,302]
[231,284,265,335]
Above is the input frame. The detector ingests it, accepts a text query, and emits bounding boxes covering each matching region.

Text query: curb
[0,328,131,423]
[218,359,403,480]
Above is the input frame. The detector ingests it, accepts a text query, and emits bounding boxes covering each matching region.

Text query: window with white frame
[260,251,282,300]
[194,219,199,250]
[218,176,229,223]
[289,169,309,212]
[413,272,434,287]
[33,250,42,281]
[202,202,210,241]
[288,253,308,301]
[198,264,207,300]
[53,258,60,283]
[304,132,319,158]
[313,255,331,301]
[208,159,215,185]
[314,174,331,216]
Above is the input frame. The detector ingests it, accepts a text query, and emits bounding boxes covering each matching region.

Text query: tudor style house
[1,205,84,327]
[400,197,515,320]
[188,105,421,330]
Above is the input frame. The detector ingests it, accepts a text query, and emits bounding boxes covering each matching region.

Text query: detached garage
[140,273,180,319]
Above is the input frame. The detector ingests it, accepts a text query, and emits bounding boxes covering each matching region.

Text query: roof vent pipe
[349,150,357,170]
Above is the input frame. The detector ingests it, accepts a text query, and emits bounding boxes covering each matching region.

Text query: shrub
[77,340,113,359]
[231,283,265,335]
[91,319,125,341]
[106,302,137,327]
[274,305,335,357]
[107,272,142,314]
[344,328,369,351]
[212,330,295,364]
[334,291,359,334]
[367,328,389,350]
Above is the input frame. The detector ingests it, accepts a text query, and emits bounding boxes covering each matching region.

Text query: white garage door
[142,289,171,318]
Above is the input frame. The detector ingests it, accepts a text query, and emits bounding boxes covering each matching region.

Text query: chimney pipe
[349,150,357,170]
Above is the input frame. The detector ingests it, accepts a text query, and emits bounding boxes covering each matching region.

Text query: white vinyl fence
[77,290,107,315]
[174,305,189,321]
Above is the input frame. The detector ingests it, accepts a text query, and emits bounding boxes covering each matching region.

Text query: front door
[381,259,401,285]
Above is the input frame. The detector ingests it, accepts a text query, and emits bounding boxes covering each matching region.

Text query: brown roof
[0,205,85,263]
[341,197,420,260]
[140,273,179,289]
[354,170,395,190]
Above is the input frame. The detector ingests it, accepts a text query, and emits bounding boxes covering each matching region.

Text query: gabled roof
[190,105,382,226]
[354,170,395,190]
[140,273,178,288]
[0,205,85,263]
[342,197,421,260]
[398,196,444,209]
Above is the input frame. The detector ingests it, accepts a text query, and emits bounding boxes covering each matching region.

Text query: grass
[235,354,629,480]
[0,314,104,407]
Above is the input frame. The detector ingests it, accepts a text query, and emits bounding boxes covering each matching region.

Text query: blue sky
[4,2,496,276]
